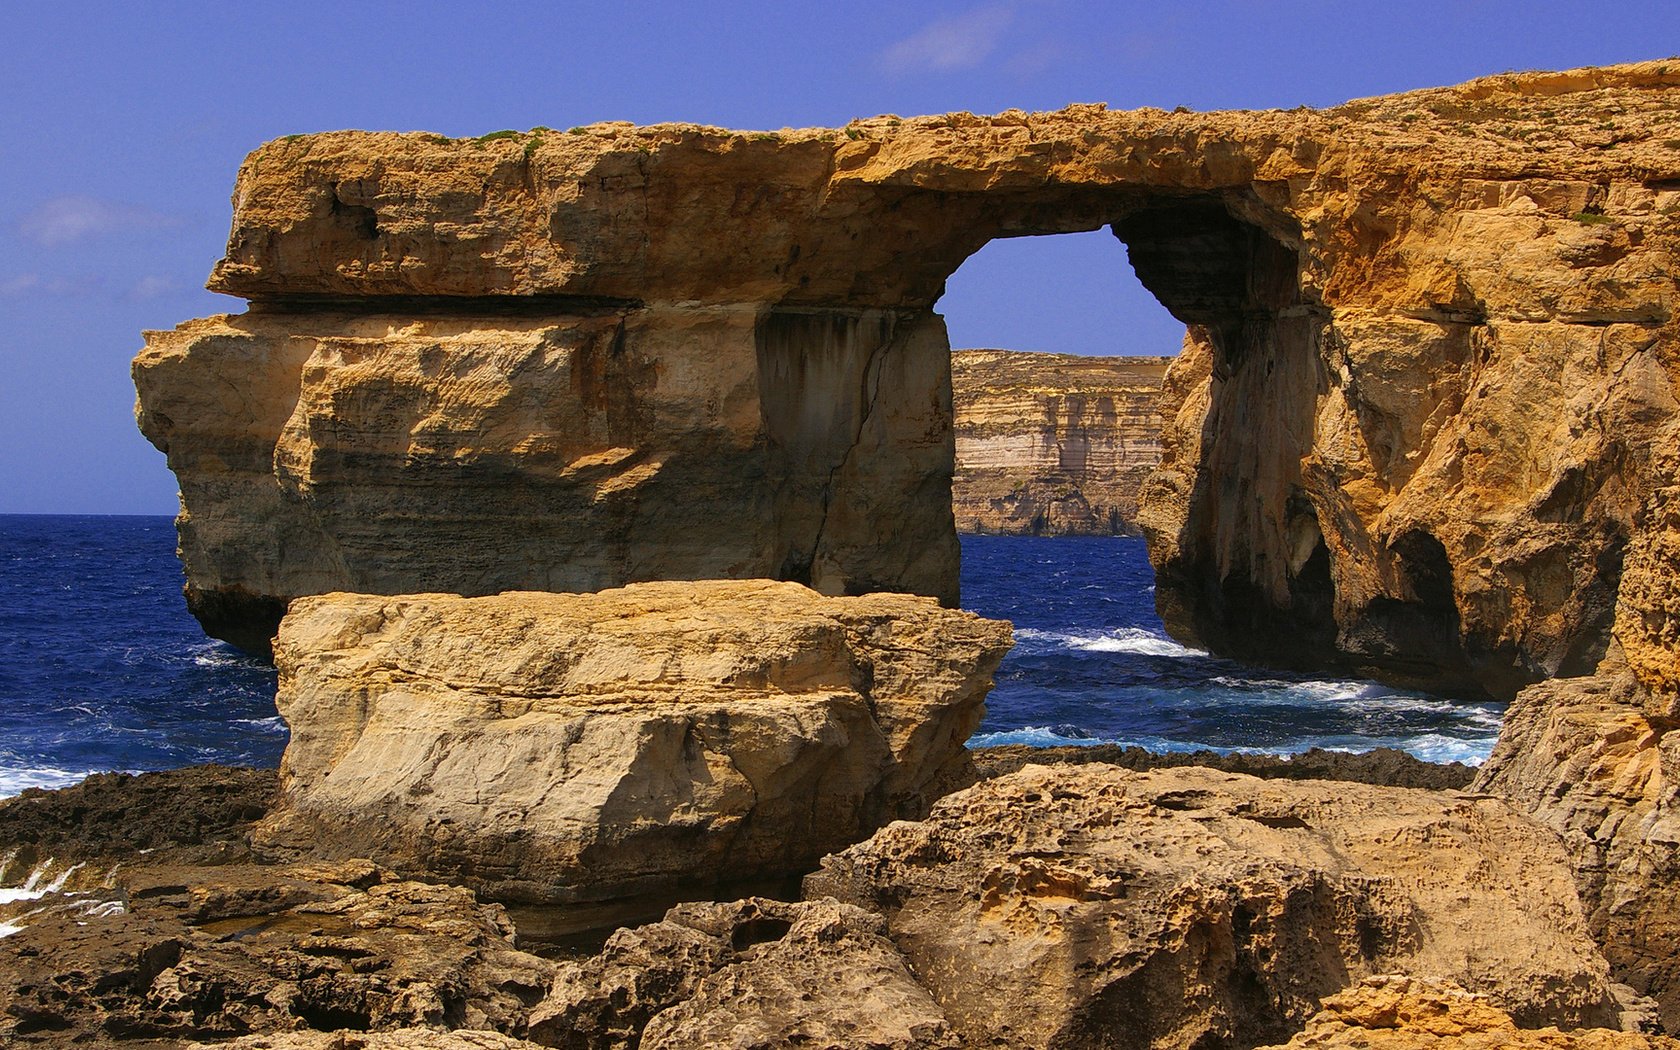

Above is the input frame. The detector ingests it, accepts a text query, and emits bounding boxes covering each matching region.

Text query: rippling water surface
[960,534,1503,764]
[0,515,282,796]
[0,517,1502,798]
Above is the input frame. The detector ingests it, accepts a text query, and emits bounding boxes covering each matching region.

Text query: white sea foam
[970,727,1497,766]
[192,643,254,668]
[0,766,98,800]
[1014,627,1206,658]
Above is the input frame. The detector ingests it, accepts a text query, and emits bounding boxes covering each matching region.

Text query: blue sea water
[960,534,1504,763]
[0,516,1503,799]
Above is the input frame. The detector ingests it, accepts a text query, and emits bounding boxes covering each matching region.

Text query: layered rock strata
[138,62,1680,704]
[253,581,1012,904]
[951,349,1171,535]
[135,307,956,654]
[806,764,1634,1049]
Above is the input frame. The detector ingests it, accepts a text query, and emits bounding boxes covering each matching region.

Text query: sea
[0,516,1505,799]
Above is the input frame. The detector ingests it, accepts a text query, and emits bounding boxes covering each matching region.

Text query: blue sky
[3,1,1676,514]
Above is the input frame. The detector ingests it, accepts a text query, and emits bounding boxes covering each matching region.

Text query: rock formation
[122,58,1680,1043]
[0,860,554,1045]
[529,897,959,1049]
[1473,665,1680,1032]
[951,349,1171,534]
[136,62,1680,703]
[254,581,1012,905]
[1255,977,1679,1050]
[806,764,1634,1049]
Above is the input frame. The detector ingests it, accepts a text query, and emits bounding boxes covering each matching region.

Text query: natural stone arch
[138,64,1680,709]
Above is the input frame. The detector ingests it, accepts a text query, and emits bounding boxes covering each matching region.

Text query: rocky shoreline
[36,56,1680,1050]
[0,735,1668,1049]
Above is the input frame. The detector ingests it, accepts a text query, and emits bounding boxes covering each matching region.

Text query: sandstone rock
[134,307,956,654]
[136,62,1680,702]
[0,862,552,1046]
[807,764,1628,1049]
[1474,666,1680,1031]
[1255,976,1680,1050]
[951,349,1170,535]
[529,897,958,1050]
[191,1031,552,1050]
[254,581,1012,905]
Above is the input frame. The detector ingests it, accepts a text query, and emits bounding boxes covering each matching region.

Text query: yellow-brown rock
[806,763,1633,1049]
[1256,977,1680,1050]
[1474,665,1680,1032]
[253,581,1012,905]
[135,306,956,654]
[136,61,1680,704]
[951,349,1170,535]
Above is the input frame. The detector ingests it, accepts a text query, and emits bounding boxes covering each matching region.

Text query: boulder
[1474,666,1680,1031]
[254,581,1012,904]
[528,897,958,1050]
[807,764,1631,1049]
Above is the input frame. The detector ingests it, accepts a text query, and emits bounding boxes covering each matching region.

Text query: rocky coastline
[6,57,1674,1049]
[0,743,1627,1048]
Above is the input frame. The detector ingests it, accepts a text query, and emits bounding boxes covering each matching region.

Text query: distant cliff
[952,349,1172,535]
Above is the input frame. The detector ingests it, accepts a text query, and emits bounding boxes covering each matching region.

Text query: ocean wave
[1014,627,1206,658]
[969,727,1497,766]
[969,725,1108,748]
[0,766,99,800]
[191,643,262,669]
[1204,678,1504,727]
[230,716,288,733]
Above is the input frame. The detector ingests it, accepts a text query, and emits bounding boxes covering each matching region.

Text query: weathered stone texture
[253,581,1012,904]
[951,349,1170,535]
[1256,977,1679,1050]
[136,306,956,653]
[806,763,1631,1050]
[1474,666,1680,1032]
[529,897,959,1050]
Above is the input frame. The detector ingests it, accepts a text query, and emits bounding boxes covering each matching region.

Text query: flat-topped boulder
[254,580,1012,905]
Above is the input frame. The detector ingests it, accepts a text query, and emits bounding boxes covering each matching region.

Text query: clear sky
[3,1,1676,515]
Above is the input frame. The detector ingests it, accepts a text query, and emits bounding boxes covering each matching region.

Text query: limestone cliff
[951,349,1169,535]
[136,61,1680,708]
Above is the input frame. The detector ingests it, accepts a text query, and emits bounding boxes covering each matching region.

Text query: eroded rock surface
[807,763,1630,1049]
[529,897,958,1050]
[255,581,1012,904]
[952,349,1170,535]
[1256,977,1679,1050]
[137,63,1680,703]
[1475,665,1680,1031]
[0,861,553,1047]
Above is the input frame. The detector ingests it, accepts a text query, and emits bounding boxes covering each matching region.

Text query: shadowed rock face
[137,61,1680,700]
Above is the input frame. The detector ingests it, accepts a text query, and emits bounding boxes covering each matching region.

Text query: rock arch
[137,63,1680,709]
